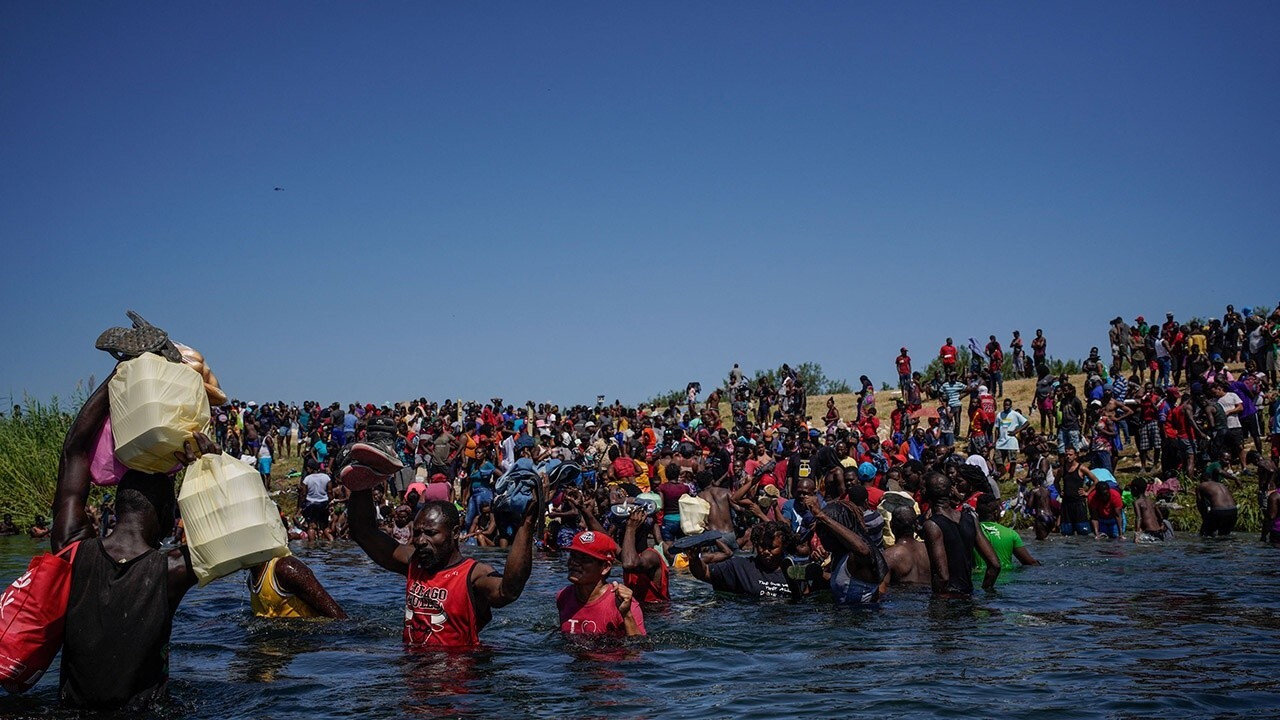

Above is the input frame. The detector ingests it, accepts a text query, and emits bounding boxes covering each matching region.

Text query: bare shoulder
[470,559,500,581]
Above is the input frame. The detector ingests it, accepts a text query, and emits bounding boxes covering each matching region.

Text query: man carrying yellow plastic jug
[50,377,211,710]
[346,461,543,648]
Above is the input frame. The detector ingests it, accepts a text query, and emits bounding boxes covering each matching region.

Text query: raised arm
[564,491,605,533]
[687,547,712,582]
[472,499,541,609]
[274,555,348,619]
[347,488,409,575]
[53,375,113,552]
[805,496,871,557]
[619,508,659,574]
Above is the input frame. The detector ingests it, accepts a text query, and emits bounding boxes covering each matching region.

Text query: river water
[0,533,1277,719]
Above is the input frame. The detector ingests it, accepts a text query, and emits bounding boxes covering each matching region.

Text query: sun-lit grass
[0,397,75,526]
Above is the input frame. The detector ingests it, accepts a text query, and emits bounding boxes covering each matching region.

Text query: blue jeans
[1058,429,1083,453]
[1091,450,1112,472]
[1097,518,1120,538]
[465,486,494,529]
[1157,357,1171,387]
[661,516,683,541]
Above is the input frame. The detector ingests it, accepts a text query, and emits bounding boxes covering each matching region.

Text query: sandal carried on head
[94,310,183,363]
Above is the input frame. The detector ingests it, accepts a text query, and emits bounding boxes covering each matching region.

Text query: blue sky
[2,2,1277,408]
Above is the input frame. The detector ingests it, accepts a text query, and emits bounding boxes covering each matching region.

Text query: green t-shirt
[974,521,1023,572]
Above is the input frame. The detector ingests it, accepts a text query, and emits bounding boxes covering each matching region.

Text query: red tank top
[622,548,670,603]
[404,557,479,648]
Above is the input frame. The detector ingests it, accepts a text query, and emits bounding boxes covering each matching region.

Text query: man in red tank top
[348,490,541,648]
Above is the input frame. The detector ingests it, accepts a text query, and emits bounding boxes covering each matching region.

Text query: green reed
[0,397,76,528]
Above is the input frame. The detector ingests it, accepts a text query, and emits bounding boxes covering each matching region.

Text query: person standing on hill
[1011,331,1027,378]
[985,336,1004,397]
[994,399,1029,478]
[896,348,913,394]
[1109,317,1131,375]
[1031,329,1048,371]
[940,338,958,376]
[940,372,970,438]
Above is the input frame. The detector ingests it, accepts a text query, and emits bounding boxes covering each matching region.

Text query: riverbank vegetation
[0,398,75,525]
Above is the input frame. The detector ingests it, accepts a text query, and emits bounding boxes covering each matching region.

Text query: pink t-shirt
[421,482,451,503]
[556,585,646,636]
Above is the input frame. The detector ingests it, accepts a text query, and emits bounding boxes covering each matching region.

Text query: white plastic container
[177,453,290,586]
[678,494,710,535]
[108,353,210,474]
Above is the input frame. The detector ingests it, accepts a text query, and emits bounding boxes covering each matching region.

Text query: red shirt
[941,345,957,365]
[865,485,885,507]
[1167,404,1195,440]
[405,558,479,647]
[896,355,912,375]
[858,417,880,440]
[556,585,646,636]
[622,548,670,603]
[1088,487,1124,520]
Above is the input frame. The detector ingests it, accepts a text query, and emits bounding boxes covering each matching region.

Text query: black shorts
[1200,507,1237,537]
[1220,428,1244,456]
[303,500,331,529]
[1243,414,1263,442]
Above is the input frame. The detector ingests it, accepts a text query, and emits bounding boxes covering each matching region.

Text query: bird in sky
[273,187,284,191]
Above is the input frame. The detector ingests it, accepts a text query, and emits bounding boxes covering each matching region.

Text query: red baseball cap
[568,531,618,562]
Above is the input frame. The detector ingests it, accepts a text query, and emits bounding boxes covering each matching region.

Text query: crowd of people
[15,302,1280,710]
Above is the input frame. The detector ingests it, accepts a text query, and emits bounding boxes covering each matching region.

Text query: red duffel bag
[0,541,80,693]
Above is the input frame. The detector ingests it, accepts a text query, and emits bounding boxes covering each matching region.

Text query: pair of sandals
[332,416,404,490]
[95,310,182,363]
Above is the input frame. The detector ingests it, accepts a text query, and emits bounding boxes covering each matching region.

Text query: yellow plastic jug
[108,353,210,474]
[678,494,710,535]
[178,453,290,586]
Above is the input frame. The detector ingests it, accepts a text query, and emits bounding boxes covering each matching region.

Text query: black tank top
[929,509,976,596]
[60,538,173,710]
[1062,466,1088,510]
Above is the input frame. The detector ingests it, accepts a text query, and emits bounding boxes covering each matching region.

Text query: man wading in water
[347,483,541,647]
[922,472,1000,596]
[51,378,213,710]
